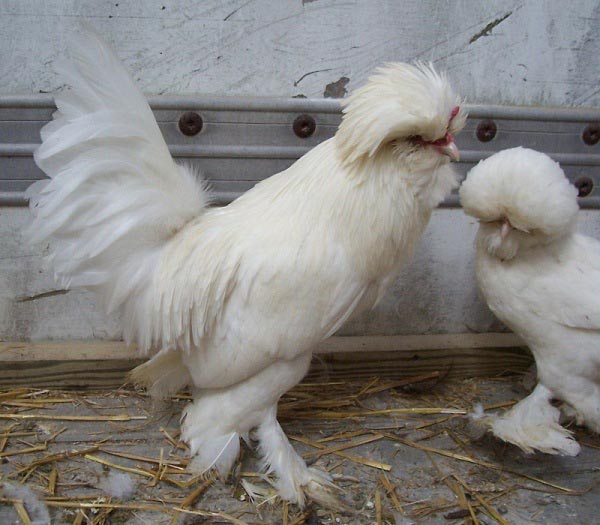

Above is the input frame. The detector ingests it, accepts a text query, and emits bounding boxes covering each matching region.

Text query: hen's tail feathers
[128,350,191,399]
[28,23,208,353]
[470,384,581,456]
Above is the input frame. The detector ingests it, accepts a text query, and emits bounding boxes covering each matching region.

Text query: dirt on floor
[0,371,598,525]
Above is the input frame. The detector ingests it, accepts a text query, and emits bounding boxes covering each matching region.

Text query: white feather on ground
[461,147,600,455]
[96,471,137,500]
[30,23,465,506]
[0,481,51,525]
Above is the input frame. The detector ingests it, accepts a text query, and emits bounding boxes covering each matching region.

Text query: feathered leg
[180,389,245,478]
[558,403,585,426]
[471,383,581,456]
[256,406,338,508]
[558,380,600,434]
[181,351,332,505]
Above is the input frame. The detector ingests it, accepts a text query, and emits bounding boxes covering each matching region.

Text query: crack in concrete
[469,11,513,44]
[15,289,69,303]
[293,69,333,87]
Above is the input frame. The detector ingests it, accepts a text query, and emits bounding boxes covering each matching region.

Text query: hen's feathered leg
[558,381,600,433]
[256,406,338,508]
[472,383,581,456]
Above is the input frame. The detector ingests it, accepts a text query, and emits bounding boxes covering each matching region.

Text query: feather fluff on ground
[97,471,137,500]
[461,147,600,455]
[0,481,51,525]
[30,24,464,506]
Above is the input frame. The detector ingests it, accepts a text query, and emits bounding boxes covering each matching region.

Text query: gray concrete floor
[0,375,598,524]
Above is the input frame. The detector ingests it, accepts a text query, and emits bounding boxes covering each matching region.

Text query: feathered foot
[180,396,242,476]
[470,383,581,456]
[256,408,342,508]
[301,468,344,509]
[559,403,585,427]
[558,382,600,434]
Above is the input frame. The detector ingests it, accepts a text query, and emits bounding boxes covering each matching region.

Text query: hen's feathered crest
[460,147,579,238]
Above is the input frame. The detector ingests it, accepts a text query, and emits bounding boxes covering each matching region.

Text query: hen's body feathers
[30,26,464,505]
[461,148,600,455]
[475,233,600,437]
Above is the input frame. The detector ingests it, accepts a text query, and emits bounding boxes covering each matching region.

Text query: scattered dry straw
[0,373,596,524]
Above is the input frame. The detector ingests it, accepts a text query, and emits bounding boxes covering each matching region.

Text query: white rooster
[29,25,466,505]
[460,147,600,456]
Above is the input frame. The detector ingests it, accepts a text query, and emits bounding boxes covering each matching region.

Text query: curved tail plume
[29,24,209,353]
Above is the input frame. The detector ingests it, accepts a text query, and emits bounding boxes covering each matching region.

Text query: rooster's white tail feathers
[29,24,209,353]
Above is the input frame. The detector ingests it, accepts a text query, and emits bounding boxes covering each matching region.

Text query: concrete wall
[2,0,600,106]
[3,207,600,342]
[1,0,600,341]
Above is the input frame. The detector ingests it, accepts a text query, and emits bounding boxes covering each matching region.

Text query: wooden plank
[0,360,144,389]
[0,333,523,361]
[0,341,139,361]
[0,334,531,389]
[306,347,532,383]
[315,333,523,353]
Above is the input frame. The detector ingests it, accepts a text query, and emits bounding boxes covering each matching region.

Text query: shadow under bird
[28,24,465,505]
[461,147,600,456]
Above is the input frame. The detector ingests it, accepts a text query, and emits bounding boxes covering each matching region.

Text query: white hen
[460,147,600,456]
[29,25,466,505]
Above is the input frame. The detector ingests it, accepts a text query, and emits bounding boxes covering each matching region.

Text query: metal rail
[1,95,599,207]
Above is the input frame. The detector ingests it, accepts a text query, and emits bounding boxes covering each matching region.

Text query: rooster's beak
[437,141,460,162]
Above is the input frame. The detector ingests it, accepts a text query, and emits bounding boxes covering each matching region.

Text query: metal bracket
[1,95,599,207]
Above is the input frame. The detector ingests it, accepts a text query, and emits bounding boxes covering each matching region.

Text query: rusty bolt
[476,119,497,142]
[178,111,203,136]
[582,123,600,146]
[574,176,594,197]
[293,114,316,138]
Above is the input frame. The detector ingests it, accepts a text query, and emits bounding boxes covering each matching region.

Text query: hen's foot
[470,385,581,456]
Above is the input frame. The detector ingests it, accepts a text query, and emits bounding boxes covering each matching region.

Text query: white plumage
[461,147,600,456]
[29,24,465,505]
